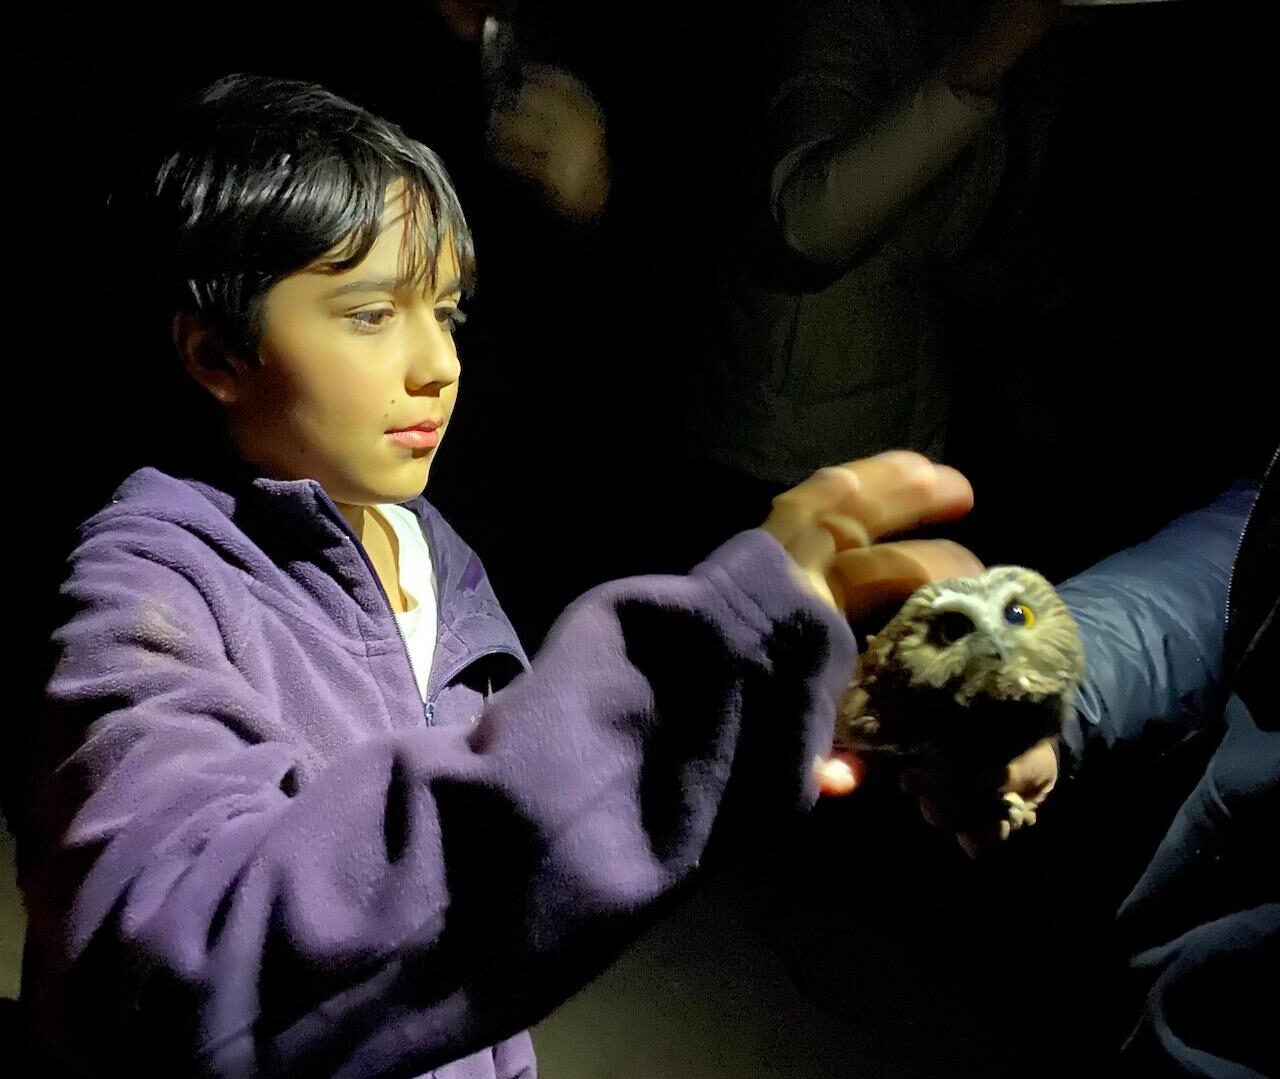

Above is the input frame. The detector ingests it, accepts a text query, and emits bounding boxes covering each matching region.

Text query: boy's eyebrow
[320,275,464,299]
[321,277,404,299]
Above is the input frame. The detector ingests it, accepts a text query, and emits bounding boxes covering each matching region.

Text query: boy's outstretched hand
[763,451,981,619]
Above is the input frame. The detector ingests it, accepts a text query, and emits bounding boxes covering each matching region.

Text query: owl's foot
[1001,791,1038,832]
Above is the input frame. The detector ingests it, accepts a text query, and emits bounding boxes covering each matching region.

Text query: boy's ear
[172,313,252,406]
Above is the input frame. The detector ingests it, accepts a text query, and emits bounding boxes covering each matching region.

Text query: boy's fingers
[834,539,984,619]
[766,453,974,547]
[833,453,973,537]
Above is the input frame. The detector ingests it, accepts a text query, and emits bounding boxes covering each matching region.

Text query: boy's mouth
[386,418,444,450]
[386,418,443,434]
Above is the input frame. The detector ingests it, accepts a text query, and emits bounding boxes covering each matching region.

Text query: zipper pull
[424,700,436,726]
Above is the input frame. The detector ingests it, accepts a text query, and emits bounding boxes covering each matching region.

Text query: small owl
[836,566,1085,832]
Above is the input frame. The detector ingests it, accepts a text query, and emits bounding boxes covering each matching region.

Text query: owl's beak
[972,634,1008,664]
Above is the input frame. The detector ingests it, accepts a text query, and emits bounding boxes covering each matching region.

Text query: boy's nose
[407,319,461,391]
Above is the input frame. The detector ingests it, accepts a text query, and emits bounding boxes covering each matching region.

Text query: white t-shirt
[373,503,439,702]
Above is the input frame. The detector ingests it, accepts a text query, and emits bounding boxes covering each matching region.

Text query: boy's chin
[370,467,433,505]
[322,458,433,508]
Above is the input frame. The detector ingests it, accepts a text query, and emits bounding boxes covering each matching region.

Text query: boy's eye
[437,306,467,335]
[348,308,394,332]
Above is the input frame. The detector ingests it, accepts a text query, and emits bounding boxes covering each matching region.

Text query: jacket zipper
[315,490,524,727]
[314,493,433,723]
[1224,443,1279,644]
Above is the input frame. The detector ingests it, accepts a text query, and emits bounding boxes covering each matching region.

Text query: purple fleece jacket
[21,464,856,1078]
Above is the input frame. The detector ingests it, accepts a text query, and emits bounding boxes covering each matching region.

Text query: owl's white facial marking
[929,590,1006,657]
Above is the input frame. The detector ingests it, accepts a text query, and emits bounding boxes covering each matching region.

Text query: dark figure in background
[685,0,1060,516]
[421,1,771,637]
[940,1,1272,578]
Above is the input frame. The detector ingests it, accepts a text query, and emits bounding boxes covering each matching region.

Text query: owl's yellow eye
[1003,602,1035,628]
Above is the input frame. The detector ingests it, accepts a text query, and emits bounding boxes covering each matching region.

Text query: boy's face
[227,188,462,507]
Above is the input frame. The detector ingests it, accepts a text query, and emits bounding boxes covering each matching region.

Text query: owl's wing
[857,626,900,681]
[835,615,912,747]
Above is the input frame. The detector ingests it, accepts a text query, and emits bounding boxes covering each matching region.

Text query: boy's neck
[339,503,409,614]
[337,502,371,538]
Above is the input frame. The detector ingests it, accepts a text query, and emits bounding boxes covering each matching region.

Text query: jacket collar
[157,453,529,689]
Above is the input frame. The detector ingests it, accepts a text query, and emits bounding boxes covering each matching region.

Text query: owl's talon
[1002,791,1037,831]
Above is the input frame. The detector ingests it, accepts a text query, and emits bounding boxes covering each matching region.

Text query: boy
[20,74,978,1077]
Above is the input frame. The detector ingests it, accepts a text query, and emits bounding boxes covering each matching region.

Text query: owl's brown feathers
[837,566,1085,784]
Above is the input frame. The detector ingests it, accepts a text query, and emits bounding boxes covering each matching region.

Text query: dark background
[16,1,1272,631]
